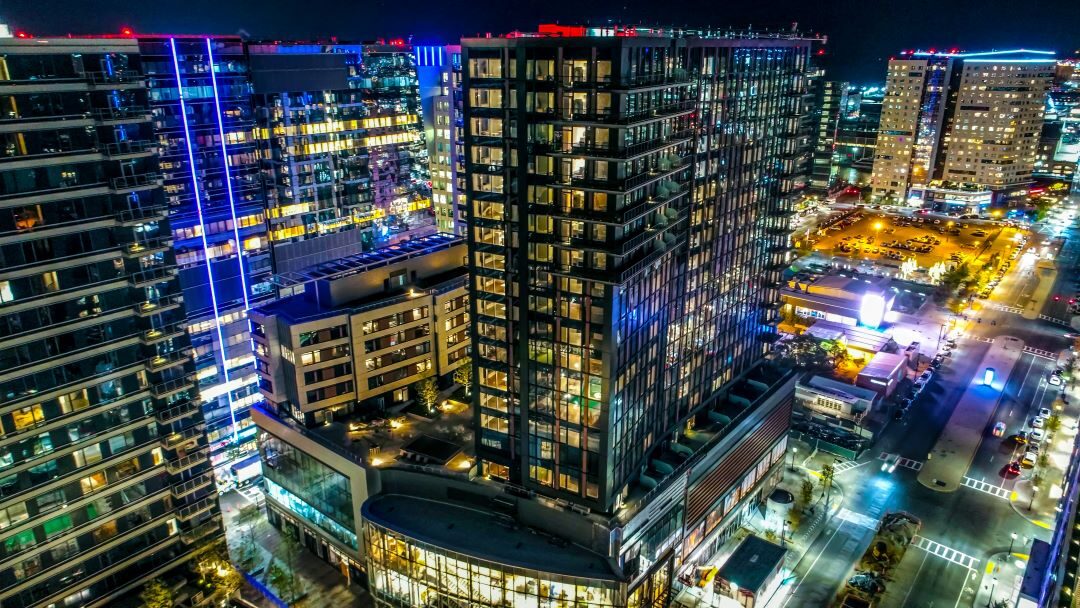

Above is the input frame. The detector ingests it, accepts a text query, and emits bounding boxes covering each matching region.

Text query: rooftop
[362,494,620,580]
[716,535,786,592]
[299,398,475,475]
[272,233,461,288]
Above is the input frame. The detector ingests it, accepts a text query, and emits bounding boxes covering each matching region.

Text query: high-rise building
[416,45,466,235]
[0,37,222,608]
[248,42,435,278]
[870,49,1055,209]
[1034,66,1080,181]
[139,36,272,484]
[810,80,848,191]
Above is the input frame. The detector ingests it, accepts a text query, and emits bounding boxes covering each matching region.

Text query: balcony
[166,447,210,475]
[142,323,186,346]
[180,515,223,545]
[86,70,144,86]
[123,236,173,258]
[176,496,217,522]
[148,350,191,373]
[134,294,184,317]
[163,423,206,450]
[116,204,168,226]
[110,173,162,193]
[128,266,177,288]
[151,376,196,399]
[172,472,214,499]
[94,107,152,124]
[102,139,156,157]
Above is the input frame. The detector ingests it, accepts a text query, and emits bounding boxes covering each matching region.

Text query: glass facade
[257,429,355,548]
[464,35,809,511]
[0,38,222,608]
[365,518,622,607]
[250,43,435,276]
[140,36,272,484]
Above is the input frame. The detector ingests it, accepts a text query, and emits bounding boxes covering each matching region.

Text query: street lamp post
[985,576,998,607]
[1009,532,1017,555]
[789,447,798,471]
[1029,485,1039,511]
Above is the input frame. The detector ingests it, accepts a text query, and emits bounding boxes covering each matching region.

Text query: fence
[789,430,861,460]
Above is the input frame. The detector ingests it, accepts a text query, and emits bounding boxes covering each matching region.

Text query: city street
[781,211,1079,607]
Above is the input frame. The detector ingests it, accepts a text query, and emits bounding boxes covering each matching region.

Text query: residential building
[810,80,847,191]
[139,35,272,482]
[832,86,882,186]
[870,49,1055,207]
[1034,86,1080,181]
[0,37,222,608]
[416,45,466,235]
[248,42,435,278]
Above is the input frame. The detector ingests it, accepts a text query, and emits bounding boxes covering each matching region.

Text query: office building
[870,49,1055,208]
[833,86,882,186]
[249,42,435,278]
[139,35,272,482]
[0,37,222,608]
[810,80,848,191]
[1034,85,1080,181]
[416,45,466,235]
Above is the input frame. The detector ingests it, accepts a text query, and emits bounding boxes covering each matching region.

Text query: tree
[275,534,304,603]
[1037,453,1050,471]
[194,544,241,601]
[139,578,174,608]
[991,600,1011,608]
[235,503,263,570]
[453,364,473,394]
[1046,414,1063,436]
[266,561,297,604]
[820,463,836,504]
[800,479,815,507]
[415,376,440,412]
[782,334,831,372]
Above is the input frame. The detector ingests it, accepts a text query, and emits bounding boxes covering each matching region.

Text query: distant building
[870,50,1055,208]
[781,275,896,328]
[248,42,435,278]
[796,375,879,421]
[1034,86,1080,182]
[810,80,848,191]
[856,351,908,397]
[416,45,466,235]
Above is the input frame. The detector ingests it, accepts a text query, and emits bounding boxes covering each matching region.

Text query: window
[11,404,45,431]
[0,502,28,530]
[43,514,72,539]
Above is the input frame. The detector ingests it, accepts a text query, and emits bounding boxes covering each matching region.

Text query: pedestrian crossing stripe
[877,452,924,471]
[961,477,1011,500]
[912,536,980,570]
[836,508,879,530]
[832,460,868,475]
[990,303,1025,314]
[1023,346,1056,360]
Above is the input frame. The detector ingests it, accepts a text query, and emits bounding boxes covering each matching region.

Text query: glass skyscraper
[139,36,272,484]
[0,37,222,608]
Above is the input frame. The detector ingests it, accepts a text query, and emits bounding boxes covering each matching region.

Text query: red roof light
[120,27,134,36]
[15,30,30,39]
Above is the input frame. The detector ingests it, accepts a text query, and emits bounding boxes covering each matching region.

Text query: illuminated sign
[859,293,887,329]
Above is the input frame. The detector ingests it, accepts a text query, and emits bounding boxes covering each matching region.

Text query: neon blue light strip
[205,37,251,312]
[964,59,1057,64]
[170,37,239,443]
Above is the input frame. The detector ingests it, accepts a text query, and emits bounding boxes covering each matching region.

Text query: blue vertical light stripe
[170,37,240,444]
[205,37,251,312]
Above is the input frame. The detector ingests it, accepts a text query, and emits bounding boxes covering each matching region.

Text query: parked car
[1049,374,1063,386]
[1039,407,1052,419]
[992,421,1007,437]
[1022,452,1038,468]
[1032,416,1046,429]
[1030,428,1046,442]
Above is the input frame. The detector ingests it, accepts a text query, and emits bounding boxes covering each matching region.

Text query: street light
[1029,485,1039,511]
[1009,532,1017,555]
[790,447,798,471]
[986,576,998,607]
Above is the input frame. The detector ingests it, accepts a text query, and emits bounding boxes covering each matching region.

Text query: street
[782,208,1079,607]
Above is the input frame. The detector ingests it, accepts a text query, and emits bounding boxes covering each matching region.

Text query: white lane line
[961,477,1012,500]
[785,519,849,605]
[912,535,980,570]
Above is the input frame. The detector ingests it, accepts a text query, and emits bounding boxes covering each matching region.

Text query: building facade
[870,50,1055,206]
[0,37,222,608]
[140,35,272,483]
[810,80,847,192]
[461,25,811,512]
[249,43,435,278]
[416,45,466,235]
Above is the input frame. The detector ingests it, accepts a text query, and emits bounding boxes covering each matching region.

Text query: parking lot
[808,211,1024,270]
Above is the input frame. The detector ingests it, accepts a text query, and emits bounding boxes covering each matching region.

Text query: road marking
[961,476,1012,500]
[836,508,879,530]
[237,486,264,505]
[1039,314,1072,327]
[878,452,924,471]
[912,535,980,570]
[785,519,849,604]
[832,460,869,475]
[1023,346,1057,360]
[989,303,1025,314]
[968,335,995,344]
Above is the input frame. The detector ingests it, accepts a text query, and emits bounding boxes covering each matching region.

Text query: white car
[881,454,900,473]
[1030,428,1046,442]
[1049,374,1063,386]
[1032,416,1046,429]
[1039,408,1052,419]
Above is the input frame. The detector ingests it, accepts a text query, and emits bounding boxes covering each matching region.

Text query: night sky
[5,0,1080,83]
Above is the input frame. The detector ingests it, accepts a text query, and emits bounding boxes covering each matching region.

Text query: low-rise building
[795,375,879,421]
[856,351,908,397]
[251,233,469,423]
[782,275,896,329]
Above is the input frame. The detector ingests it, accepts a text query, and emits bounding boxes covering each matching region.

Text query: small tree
[266,561,295,603]
[1037,453,1050,471]
[800,479,815,507]
[453,364,473,394]
[194,544,241,601]
[235,503,263,570]
[416,376,440,412]
[277,534,304,603]
[139,578,174,608]
[1046,414,1062,436]
[820,463,836,504]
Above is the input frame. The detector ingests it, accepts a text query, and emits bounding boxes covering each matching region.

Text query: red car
[1003,461,1021,478]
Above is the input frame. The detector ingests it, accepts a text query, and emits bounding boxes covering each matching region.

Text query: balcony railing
[110,173,162,192]
[166,447,210,475]
[151,375,195,399]
[180,515,223,545]
[102,139,156,157]
[176,496,216,521]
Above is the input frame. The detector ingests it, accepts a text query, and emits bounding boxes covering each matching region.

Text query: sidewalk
[221,489,372,608]
[974,551,1027,608]
[671,464,844,608]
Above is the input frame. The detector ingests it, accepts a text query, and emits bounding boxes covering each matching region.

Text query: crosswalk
[836,507,879,530]
[878,452,924,471]
[832,460,869,475]
[1039,314,1072,328]
[968,335,995,344]
[911,535,980,570]
[961,476,1013,500]
[989,303,1025,315]
[1024,346,1057,360]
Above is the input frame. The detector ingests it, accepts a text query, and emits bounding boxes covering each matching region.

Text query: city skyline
[2,0,1078,83]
